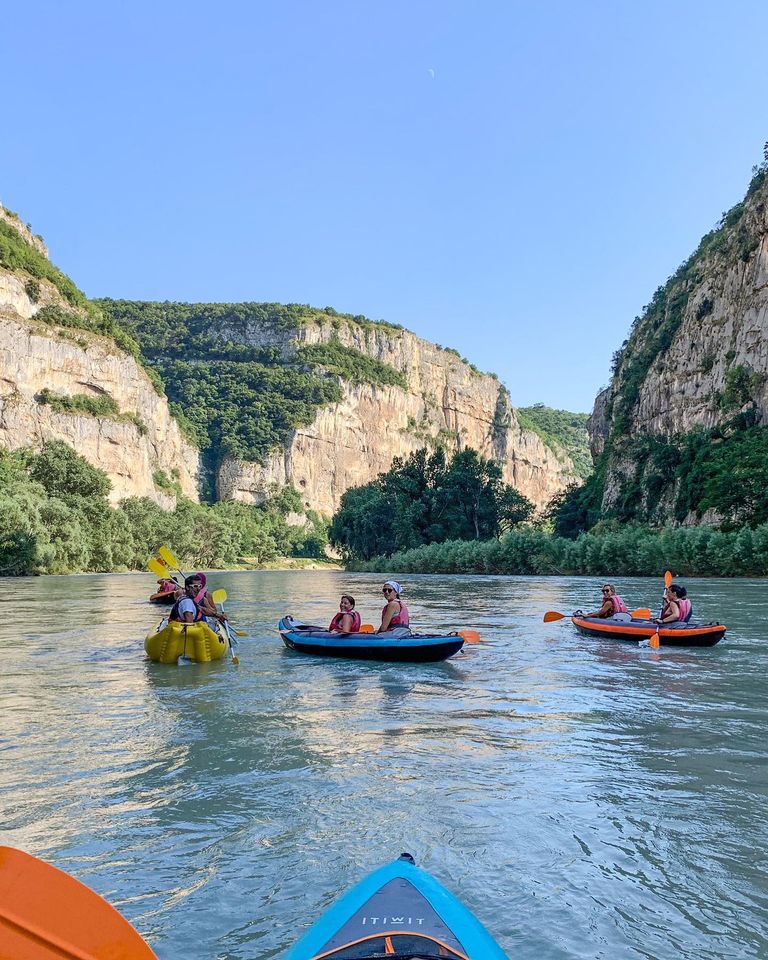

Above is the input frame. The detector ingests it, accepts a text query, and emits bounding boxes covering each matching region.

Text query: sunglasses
[382,588,395,594]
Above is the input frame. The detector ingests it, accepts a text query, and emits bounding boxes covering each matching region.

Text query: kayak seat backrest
[314,933,465,959]
[612,613,632,622]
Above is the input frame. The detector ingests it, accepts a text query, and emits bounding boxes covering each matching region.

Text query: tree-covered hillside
[97,300,406,483]
[516,405,591,479]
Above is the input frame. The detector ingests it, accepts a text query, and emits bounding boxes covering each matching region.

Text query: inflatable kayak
[279,617,464,662]
[145,618,230,663]
[572,613,726,646]
[286,853,509,960]
[148,589,176,605]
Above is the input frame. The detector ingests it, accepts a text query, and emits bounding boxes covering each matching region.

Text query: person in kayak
[189,572,228,624]
[168,576,205,623]
[583,583,629,618]
[329,595,362,633]
[655,583,692,623]
[156,577,178,594]
[378,580,410,633]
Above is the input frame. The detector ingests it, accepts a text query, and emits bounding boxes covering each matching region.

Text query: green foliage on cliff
[159,359,342,464]
[516,404,592,479]
[608,161,768,436]
[95,299,412,471]
[297,337,406,388]
[551,415,768,535]
[330,447,535,560]
[0,219,87,309]
[350,522,768,578]
[0,442,325,575]
[35,388,148,435]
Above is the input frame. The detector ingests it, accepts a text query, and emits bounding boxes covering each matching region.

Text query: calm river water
[1,572,766,959]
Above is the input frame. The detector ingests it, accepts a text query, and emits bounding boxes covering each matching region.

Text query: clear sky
[1,1,766,412]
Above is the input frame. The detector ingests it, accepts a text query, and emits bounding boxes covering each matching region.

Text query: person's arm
[657,600,680,623]
[378,601,398,633]
[584,599,612,618]
[199,591,227,621]
[338,612,354,633]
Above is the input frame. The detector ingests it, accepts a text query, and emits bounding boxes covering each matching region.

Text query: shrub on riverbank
[348,523,768,577]
[0,443,325,575]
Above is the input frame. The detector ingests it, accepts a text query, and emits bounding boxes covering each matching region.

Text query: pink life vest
[610,595,628,614]
[677,598,692,622]
[329,610,361,632]
[383,600,410,628]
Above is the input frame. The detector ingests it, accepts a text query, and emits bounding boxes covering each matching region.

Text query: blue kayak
[286,853,509,960]
[278,617,464,663]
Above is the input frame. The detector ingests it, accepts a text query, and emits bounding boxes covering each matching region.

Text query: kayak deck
[285,854,508,960]
[279,617,464,663]
[572,614,726,646]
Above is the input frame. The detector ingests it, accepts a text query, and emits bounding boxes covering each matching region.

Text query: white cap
[383,580,402,595]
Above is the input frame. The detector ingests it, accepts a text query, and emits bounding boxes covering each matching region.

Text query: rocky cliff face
[0,209,200,505]
[213,316,575,514]
[589,165,768,518]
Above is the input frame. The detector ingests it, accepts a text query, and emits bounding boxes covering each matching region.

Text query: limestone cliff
[210,315,576,514]
[588,163,768,522]
[0,207,200,505]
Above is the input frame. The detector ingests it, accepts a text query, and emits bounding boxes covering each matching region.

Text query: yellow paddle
[211,589,243,664]
[0,846,157,960]
[147,557,166,578]
[159,545,186,578]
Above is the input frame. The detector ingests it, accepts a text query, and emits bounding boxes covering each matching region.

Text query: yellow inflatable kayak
[144,618,230,664]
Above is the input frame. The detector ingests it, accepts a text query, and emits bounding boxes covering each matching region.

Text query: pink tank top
[383,600,409,627]
[611,595,628,614]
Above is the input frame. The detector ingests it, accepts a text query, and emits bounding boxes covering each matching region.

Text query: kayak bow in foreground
[286,853,509,960]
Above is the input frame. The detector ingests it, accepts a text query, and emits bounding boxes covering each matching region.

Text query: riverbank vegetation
[329,447,535,561]
[349,523,768,578]
[0,443,328,575]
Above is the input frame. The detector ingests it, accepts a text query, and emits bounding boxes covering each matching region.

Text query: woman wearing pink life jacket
[378,580,410,633]
[656,583,692,624]
[187,572,227,624]
[584,583,629,618]
[328,595,362,633]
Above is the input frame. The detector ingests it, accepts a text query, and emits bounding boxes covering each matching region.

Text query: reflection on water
[1,571,767,959]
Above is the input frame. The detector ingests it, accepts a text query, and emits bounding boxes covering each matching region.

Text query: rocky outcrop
[590,166,768,517]
[215,318,575,514]
[0,211,200,505]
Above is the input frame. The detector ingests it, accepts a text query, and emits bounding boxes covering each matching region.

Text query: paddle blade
[543,611,566,623]
[211,588,228,604]
[359,623,375,633]
[147,558,167,578]
[631,608,651,619]
[0,846,157,960]
[158,545,181,571]
[233,629,247,637]
[664,570,673,588]
[458,630,481,643]
[649,633,661,649]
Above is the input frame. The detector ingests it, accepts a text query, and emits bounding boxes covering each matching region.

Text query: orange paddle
[544,607,653,623]
[457,630,481,643]
[0,846,156,960]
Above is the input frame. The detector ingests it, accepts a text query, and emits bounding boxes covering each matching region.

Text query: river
[1,572,766,959]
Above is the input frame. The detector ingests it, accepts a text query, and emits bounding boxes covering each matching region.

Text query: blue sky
[1,1,766,411]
